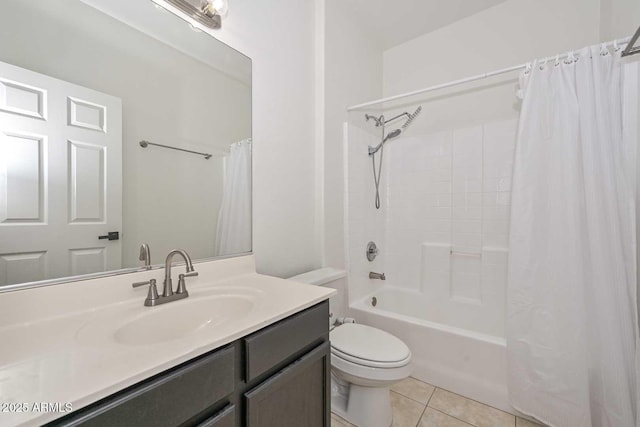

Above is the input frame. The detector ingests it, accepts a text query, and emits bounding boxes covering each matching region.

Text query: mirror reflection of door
[0,61,123,286]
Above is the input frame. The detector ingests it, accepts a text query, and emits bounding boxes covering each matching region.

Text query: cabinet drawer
[196,404,235,427]
[243,301,328,382]
[57,346,235,427]
[244,342,330,427]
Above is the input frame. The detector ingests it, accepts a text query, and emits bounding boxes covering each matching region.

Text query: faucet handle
[176,271,197,295]
[132,279,159,305]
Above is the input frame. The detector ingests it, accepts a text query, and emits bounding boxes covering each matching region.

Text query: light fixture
[201,0,228,18]
[160,0,227,30]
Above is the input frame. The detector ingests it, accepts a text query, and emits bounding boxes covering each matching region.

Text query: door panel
[0,60,122,287]
[0,251,47,284]
[67,97,107,132]
[0,131,44,222]
[69,247,106,276]
[0,78,47,119]
[68,140,105,222]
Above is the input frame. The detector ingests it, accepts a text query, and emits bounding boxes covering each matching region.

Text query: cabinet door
[196,404,235,427]
[244,301,328,382]
[53,347,235,427]
[244,342,330,427]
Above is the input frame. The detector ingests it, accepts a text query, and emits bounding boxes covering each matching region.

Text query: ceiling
[342,0,508,50]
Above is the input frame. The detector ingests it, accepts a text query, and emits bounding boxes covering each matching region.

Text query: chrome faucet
[132,249,198,307]
[369,272,386,280]
[163,249,198,297]
[139,243,151,269]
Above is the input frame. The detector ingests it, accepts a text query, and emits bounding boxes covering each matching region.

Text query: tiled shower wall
[346,118,517,315]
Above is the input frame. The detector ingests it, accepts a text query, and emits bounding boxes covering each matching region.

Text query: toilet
[289,268,412,427]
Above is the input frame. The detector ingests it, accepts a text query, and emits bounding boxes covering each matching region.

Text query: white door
[0,61,122,286]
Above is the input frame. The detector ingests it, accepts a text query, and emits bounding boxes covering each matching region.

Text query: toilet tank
[289,267,347,323]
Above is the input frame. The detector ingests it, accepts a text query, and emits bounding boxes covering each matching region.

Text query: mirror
[0,0,252,289]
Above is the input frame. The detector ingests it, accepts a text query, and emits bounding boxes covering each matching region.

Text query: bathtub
[349,286,510,413]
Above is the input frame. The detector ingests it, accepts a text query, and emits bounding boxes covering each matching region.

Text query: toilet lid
[330,323,411,365]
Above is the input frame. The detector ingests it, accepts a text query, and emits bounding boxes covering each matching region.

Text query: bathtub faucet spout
[369,272,386,280]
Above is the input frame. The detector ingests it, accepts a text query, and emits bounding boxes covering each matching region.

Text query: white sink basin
[76,287,262,346]
[114,295,254,345]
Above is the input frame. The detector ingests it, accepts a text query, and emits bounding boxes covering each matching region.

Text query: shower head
[402,106,422,130]
[369,128,402,156]
[383,128,402,142]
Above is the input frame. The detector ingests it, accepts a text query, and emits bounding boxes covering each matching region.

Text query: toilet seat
[330,323,411,368]
[331,347,411,368]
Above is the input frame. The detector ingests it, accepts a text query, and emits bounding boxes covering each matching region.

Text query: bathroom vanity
[51,301,330,427]
[0,256,335,427]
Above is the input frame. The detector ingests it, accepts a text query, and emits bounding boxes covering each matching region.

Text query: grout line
[414,401,428,427]
[391,388,433,407]
[389,390,427,427]
[424,384,436,407]
[429,407,476,427]
[431,386,516,418]
[330,411,354,427]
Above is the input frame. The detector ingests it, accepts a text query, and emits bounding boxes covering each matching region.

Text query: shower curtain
[215,139,251,256]
[507,46,639,426]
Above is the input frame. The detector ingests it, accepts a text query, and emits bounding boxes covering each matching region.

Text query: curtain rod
[139,140,214,159]
[622,25,640,57]
[346,36,633,112]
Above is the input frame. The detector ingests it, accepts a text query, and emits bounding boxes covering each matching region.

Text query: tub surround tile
[391,391,426,427]
[391,376,436,405]
[419,408,474,427]
[429,388,515,427]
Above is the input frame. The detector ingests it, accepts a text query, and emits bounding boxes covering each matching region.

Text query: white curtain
[215,139,252,256]
[507,46,638,426]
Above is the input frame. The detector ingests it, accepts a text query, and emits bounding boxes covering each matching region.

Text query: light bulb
[211,0,228,16]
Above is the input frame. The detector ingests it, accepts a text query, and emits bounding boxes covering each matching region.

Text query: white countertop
[0,255,335,426]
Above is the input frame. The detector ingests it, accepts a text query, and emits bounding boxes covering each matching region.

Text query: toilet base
[331,374,393,427]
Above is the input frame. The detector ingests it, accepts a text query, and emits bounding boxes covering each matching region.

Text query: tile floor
[330,377,545,427]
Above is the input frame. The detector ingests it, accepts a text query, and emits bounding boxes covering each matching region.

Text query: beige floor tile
[418,407,473,427]
[391,377,436,404]
[391,391,426,427]
[516,416,546,427]
[428,388,515,427]
[331,413,355,427]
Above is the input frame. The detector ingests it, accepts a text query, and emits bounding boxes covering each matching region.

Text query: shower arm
[365,112,410,127]
[366,106,422,155]
[383,112,411,125]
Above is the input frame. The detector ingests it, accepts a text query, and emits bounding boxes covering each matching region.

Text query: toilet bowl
[289,268,412,427]
[330,323,411,427]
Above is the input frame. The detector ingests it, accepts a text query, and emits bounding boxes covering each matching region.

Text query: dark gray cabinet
[245,342,330,427]
[49,301,330,427]
[196,405,235,427]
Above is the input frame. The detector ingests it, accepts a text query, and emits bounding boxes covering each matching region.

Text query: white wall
[0,0,251,268]
[381,0,602,140]
[322,2,384,270]
[600,0,640,40]
[384,0,602,97]
[197,0,320,278]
